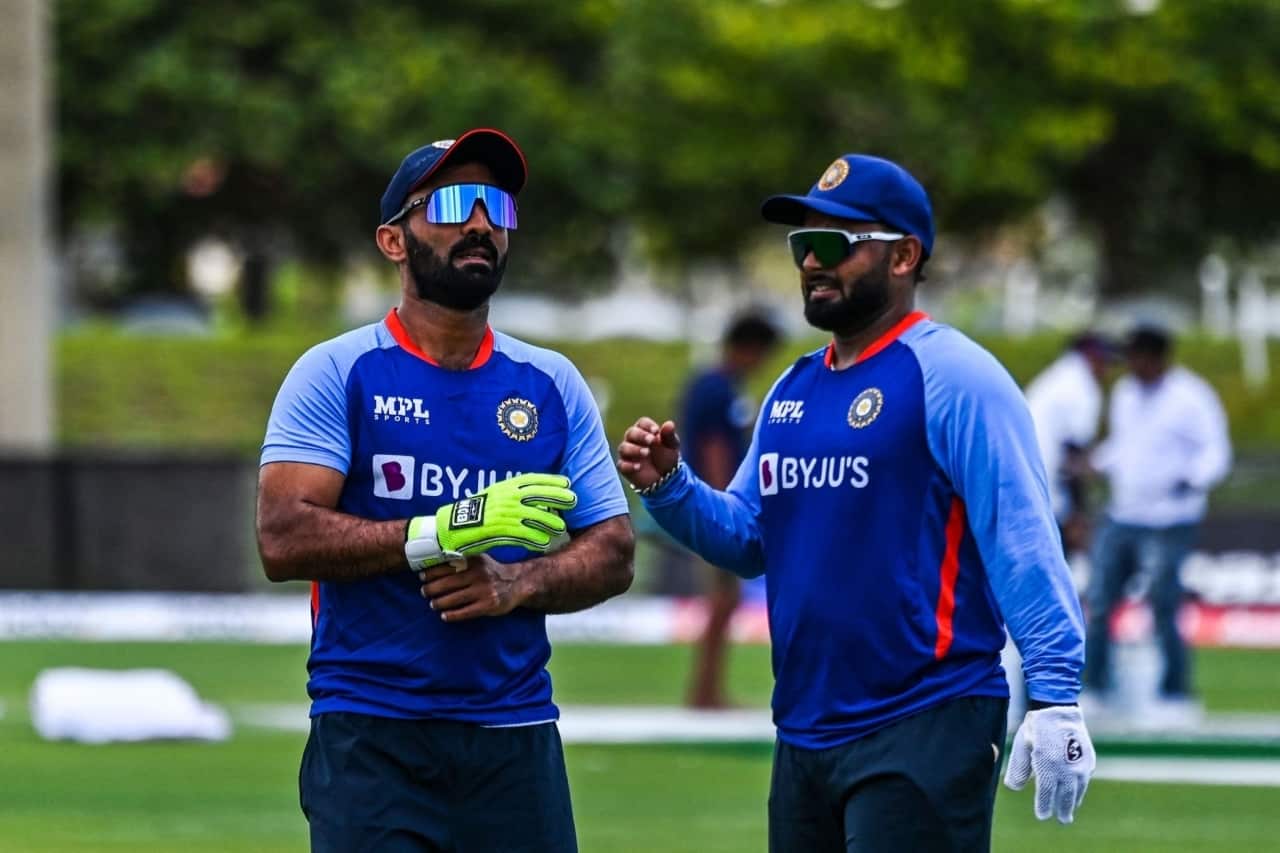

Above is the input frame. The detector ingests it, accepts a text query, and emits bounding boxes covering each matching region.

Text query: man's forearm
[515,515,635,613]
[257,500,408,582]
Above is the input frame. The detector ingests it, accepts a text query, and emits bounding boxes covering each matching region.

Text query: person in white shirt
[1083,324,1232,706]
[1025,333,1115,552]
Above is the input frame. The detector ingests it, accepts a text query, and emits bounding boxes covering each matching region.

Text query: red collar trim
[824,311,929,369]
[384,308,494,369]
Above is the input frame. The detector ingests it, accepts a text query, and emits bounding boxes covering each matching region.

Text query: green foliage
[57,328,1280,453]
[56,0,1280,305]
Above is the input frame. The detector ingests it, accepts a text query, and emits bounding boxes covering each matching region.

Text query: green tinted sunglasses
[787,228,904,269]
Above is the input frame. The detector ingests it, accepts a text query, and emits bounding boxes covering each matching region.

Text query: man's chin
[803,299,846,332]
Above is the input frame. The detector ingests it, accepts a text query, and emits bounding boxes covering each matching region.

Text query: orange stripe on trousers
[934,498,966,660]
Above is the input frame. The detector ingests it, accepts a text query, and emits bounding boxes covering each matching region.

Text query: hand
[1060,513,1091,553]
[419,554,524,622]
[404,473,578,570]
[616,417,681,490]
[1003,705,1097,824]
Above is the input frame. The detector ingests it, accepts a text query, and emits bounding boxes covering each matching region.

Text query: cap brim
[760,194,881,226]
[410,128,528,196]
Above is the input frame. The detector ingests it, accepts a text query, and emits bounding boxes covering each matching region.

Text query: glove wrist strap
[405,516,451,569]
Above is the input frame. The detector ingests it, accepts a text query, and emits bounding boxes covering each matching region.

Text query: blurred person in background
[1007,333,1114,728]
[618,153,1094,850]
[1083,324,1232,722]
[256,128,634,853]
[1025,332,1116,553]
[679,312,782,709]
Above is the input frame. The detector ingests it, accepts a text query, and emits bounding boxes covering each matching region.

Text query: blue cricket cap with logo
[379,128,528,225]
[761,154,935,257]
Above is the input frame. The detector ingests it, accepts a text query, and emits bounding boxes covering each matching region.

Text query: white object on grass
[30,667,231,744]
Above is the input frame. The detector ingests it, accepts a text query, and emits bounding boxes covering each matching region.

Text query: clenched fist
[616,417,681,490]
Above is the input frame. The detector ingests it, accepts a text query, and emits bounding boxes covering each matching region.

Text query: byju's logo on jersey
[373,454,416,499]
[371,455,527,501]
[768,400,806,424]
[758,452,870,496]
[373,395,431,425]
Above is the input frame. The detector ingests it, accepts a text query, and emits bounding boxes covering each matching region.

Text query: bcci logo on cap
[817,158,850,191]
[497,397,539,441]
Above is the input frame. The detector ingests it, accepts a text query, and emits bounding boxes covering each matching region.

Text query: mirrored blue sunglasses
[386,183,518,229]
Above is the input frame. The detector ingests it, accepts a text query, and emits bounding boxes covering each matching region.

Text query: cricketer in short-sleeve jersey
[261,309,629,725]
[679,367,755,478]
[642,312,1084,749]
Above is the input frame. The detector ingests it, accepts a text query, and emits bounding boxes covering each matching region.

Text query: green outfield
[1,642,1278,852]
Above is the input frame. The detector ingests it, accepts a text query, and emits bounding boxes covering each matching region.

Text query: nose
[801,249,825,272]
[461,200,496,235]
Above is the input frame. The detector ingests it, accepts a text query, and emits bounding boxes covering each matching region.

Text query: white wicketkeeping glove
[1003,705,1096,824]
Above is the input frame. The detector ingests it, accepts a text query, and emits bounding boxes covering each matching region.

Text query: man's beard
[802,254,892,336]
[404,229,507,311]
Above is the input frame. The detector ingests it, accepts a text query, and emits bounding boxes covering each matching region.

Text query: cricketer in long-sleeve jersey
[641,311,1082,748]
[618,153,1095,846]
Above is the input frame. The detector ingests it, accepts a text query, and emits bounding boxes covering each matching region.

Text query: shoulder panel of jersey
[896,319,1048,498]
[488,331,630,530]
[261,320,394,474]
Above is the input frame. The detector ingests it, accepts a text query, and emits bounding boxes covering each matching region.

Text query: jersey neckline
[823,310,929,370]
[384,308,495,370]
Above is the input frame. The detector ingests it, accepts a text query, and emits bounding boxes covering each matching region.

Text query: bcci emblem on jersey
[847,387,884,429]
[497,397,539,441]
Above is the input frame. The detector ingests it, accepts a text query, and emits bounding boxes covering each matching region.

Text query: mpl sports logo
[372,454,525,501]
[758,452,870,495]
[767,400,806,424]
[372,395,431,425]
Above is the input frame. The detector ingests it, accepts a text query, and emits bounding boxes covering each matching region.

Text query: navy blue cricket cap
[761,154,935,256]
[379,128,528,225]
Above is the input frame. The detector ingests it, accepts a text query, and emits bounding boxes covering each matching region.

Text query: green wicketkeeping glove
[404,473,578,569]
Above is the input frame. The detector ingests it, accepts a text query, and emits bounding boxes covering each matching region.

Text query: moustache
[803,272,841,291]
[449,234,499,264]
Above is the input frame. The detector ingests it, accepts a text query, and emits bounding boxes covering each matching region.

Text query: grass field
[1,642,1278,852]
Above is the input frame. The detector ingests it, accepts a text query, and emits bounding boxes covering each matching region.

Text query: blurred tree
[605,0,1280,296]
[57,0,622,311]
[1048,0,1280,294]
[56,0,1280,311]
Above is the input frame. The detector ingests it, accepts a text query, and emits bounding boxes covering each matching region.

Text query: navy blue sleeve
[682,371,736,437]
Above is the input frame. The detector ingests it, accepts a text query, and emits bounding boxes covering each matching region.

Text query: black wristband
[1027,699,1077,710]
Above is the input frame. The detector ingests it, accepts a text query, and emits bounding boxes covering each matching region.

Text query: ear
[889,236,924,279]
[375,223,408,263]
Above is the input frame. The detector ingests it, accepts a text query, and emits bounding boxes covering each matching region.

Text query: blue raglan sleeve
[640,395,771,578]
[553,361,630,531]
[910,326,1084,704]
[260,342,353,474]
